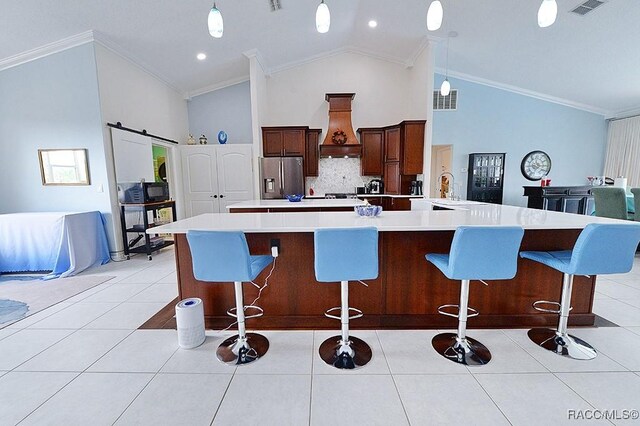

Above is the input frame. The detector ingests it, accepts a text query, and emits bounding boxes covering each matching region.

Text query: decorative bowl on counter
[355,205,383,217]
[285,194,304,202]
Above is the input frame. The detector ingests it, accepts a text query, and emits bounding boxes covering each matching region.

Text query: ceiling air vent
[433,90,458,111]
[571,0,605,16]
[269,0,282,11]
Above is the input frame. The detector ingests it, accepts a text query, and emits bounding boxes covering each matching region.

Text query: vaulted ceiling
[1,0,639,116]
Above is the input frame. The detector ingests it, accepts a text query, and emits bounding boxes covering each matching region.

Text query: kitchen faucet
[437,172,456,200]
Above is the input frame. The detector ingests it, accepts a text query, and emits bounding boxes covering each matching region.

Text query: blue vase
[218,131,228,144]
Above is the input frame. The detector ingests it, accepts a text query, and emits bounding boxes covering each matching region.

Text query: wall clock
[520,150,552,181]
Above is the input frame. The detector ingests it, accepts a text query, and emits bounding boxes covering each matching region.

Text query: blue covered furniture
[314,227,378,369]
[0,211,110,279]
[186,230,274,366]
[426,226,525,366]
[521,223,640,360]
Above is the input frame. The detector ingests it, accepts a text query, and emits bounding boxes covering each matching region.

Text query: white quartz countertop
[151,203,631,234]
[227,199,366,209]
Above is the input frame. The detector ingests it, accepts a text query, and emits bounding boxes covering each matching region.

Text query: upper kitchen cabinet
[262,126,308,157]
[400,120,426,175]
[384,127,401,162]
[358,128,384,176]
[305,129,321,177]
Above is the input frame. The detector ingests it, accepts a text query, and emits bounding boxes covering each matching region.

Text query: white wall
[94,44,188,142]
[264,52,414,130]
[94,43,189,254]
[187,81,252,144]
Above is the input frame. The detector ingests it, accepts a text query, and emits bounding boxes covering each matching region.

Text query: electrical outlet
[270,238,280,256]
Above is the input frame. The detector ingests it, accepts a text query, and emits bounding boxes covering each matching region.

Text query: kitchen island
[152,203,628,330]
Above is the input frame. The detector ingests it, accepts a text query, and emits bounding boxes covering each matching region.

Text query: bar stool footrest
[226,305,264,320]
[532,300,571,314]
[324,307,363,321]
[437,304,479,319]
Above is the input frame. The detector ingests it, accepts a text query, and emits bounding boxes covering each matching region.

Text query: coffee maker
[410,180,423,196]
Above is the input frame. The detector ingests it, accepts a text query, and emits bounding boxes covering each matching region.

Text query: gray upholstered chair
[631,188,640,222]
[591,187,632,220]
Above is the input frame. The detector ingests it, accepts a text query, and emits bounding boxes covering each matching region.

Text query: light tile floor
[1,249,640,425]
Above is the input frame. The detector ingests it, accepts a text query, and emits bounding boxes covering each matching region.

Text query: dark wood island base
[173,229,596,330]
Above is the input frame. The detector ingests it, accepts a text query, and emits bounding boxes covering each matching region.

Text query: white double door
[181,145,254,216]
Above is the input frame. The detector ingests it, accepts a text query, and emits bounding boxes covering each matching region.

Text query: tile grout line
[377,330,412,426]
[467,371,514,425]
[308,331,316,426]
[209,364,238,425]
[111,343,182,424]
[15,371,83,425]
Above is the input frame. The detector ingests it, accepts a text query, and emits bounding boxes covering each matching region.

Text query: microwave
[118,182,170,204]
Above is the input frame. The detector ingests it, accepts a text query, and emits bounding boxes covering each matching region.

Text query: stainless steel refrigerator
[260,157,304,199]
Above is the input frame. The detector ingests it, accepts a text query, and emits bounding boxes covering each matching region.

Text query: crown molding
[0,30,95,72]
[405,37,432,68]
[435,68,611,117]
[186,75,250,99]
[92,31,185,97]
[607,106,640,120]
[243,48,269,75]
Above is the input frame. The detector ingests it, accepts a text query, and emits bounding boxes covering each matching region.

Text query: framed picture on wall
[38,149,90,186]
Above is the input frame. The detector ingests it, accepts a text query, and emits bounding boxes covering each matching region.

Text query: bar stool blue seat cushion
[314,227,378,282]
[426,226,525,280]
[186,230,273,282]
[520,223,640,275]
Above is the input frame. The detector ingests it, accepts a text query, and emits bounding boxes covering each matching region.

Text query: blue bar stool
[314,227,378,369]
[520,223,640,360]
[426,226,525,366]
[186,230,274,366]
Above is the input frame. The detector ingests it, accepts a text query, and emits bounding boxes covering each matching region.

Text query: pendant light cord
[445,35,450,79]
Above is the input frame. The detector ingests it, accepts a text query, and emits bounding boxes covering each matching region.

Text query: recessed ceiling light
[196,53,207,61]
[368,20,378,28]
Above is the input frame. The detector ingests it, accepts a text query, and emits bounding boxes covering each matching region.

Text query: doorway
[430,145,453,198]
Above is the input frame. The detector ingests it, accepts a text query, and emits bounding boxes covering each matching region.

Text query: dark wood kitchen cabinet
[384,127,401,162]
[384,161,401,194]
[357,128,383,176]
[382,120,426,194]
[305,129,321,177]
[262,127,307,157]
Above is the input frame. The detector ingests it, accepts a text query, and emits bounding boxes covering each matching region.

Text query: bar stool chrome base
[216,332,269,366]
[319,336,372,369]
[528,328,596,360]
[432,333,492,366]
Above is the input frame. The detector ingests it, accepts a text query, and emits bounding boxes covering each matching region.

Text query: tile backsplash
[305,158,380,195]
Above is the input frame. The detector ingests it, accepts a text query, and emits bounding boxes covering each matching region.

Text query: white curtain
[604,116,640,187]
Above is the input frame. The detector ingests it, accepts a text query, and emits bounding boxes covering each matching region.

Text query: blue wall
[0,44,113,230]
[433,74,607,206]
[187,81,252,144]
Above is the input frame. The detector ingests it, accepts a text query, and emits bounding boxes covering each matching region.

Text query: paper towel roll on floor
[176,298,206,349]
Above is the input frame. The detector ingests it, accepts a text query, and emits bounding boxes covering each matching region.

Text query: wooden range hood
[320,93,362,158]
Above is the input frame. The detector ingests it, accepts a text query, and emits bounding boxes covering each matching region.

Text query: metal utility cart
[120,200,176,260]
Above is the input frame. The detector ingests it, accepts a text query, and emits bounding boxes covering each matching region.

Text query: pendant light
[208,3,224,38]
[427,1,443,31]
[537,0,557,28]
[316,0,330,33]
[440,32,455,97]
